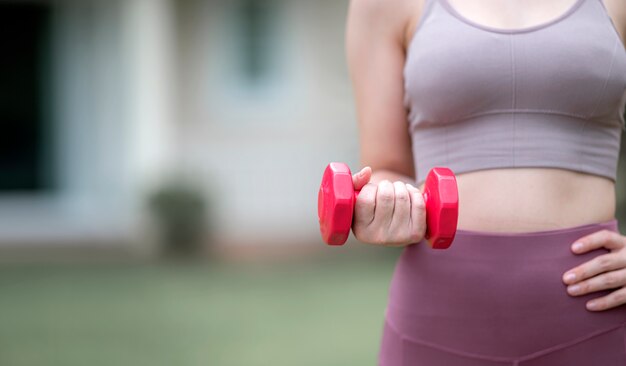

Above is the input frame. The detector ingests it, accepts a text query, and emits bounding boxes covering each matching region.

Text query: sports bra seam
[578,120,588,174]
[510,35,517,167]
[589,38,619,118]
[447,109,614,125]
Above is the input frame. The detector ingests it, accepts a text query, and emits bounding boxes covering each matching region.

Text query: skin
[346,0,626,311]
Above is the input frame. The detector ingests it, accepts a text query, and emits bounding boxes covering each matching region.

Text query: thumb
[352,166,372,190]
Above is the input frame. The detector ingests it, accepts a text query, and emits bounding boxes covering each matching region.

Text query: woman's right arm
[346,0,427,246]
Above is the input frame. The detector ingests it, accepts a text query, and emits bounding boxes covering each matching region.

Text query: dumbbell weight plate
[423,167,458,249]
[318,163,355,245]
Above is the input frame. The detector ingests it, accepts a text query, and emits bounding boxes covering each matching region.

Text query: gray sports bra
[404,0,626,186]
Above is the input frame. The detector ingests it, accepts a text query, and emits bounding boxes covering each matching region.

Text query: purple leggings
[379,219,626,365]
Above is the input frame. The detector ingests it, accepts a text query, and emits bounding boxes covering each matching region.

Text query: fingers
[352,179,427,246]
[581,286,626,312]
[352,166,372,191]
[407,184,426,243]
[570,229,625,254]
[387,182,410,241]
[354,183,377,227]
[370,180,395,231]
[561,229,626,312]
[563,252,626,285]
[566,267,626,297]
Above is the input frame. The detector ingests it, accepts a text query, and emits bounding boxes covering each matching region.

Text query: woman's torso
[408,0,625,233]
[419,168,616,232]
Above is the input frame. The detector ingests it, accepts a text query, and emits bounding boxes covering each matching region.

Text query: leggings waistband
[433,218,619,261]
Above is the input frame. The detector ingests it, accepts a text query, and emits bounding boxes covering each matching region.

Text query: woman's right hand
[351,167,427,247]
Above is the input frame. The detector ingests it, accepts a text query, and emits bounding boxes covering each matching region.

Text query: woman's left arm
[562,230,626,311]
[566,1,626,311]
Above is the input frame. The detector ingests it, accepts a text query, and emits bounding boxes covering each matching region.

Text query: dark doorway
[0,3,53,192]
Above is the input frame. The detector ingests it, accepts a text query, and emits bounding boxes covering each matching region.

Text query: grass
[0,256,397,366]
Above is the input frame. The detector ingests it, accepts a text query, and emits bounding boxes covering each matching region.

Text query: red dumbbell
[318,162,459,249]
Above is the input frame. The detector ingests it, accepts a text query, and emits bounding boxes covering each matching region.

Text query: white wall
[0,0,360,249]
[175,0,360,245]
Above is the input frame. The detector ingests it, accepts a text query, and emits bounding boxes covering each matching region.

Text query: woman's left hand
[562,229,626,311]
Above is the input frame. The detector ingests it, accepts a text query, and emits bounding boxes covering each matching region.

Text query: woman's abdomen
[419,167,617,233]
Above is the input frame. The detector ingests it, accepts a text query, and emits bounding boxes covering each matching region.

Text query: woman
[346,0,626,364]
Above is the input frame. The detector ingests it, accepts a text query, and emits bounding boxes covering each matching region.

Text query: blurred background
[0,0,625,365]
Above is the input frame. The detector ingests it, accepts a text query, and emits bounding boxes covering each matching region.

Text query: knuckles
[409,224,426,243]
[599,230,617,244]
[395,191,409,203]
[377,189,394,203]
[600,230,612,243]
[603,272,622,288]
[612,291,626,304]
[597,255,613,272]
[357,194,376,208]
[412,192,426,209]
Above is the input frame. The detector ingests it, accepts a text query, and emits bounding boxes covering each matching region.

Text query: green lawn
[0,256,397,366]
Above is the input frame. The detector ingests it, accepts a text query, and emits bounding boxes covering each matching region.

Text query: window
[236,0,279,86]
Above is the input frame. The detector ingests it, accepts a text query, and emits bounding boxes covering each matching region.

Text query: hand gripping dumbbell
[317,162,459,249]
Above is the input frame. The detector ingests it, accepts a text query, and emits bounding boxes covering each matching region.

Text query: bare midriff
[418,168,616,233]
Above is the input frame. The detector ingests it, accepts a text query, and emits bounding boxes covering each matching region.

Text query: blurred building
[3,0,625,255]
[0,0,358,253]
